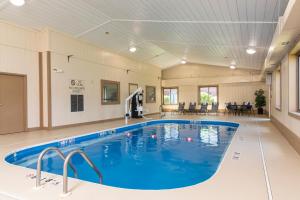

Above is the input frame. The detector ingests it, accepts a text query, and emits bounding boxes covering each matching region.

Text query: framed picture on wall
[129,83,138,95]
[101,80,120,105]
[146,86,156,103]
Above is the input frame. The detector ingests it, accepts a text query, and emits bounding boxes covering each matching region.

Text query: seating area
[173,102,219,114]
[170,102,255,116]
[225,102,255,116]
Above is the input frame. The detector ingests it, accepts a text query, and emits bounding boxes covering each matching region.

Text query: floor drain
[233,152,241,160]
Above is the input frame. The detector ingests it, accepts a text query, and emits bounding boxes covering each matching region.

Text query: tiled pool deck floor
[0,114,300,200]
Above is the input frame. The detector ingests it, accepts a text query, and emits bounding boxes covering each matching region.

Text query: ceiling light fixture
[129,47,137,53]
[181,60,187,64]
[246,48,256,55]
[9,0,25,6]
[229,65,236,70]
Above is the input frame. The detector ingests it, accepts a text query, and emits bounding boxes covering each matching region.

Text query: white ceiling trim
[75,20,111,38]
[111,19,278,24]
[146,40,268,49]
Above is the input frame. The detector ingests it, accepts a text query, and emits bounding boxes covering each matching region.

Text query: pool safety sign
[69,79,85,94]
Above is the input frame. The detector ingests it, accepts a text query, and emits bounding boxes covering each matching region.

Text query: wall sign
[69,79,85,94]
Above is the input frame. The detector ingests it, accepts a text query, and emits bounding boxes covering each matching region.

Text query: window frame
[297,54,300,112]
[101,79,120,105]
[128,83,138,96]
[145,85,156,103]
[275,67,282,111]
[198,85,219,105]
[162,87,179,105]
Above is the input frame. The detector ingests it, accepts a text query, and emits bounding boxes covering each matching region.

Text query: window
[298,56,300,111]
[129,83,138,95]
[146,86,156,103]
[163,87,178,105]
[101,80,120,105]
[71,95,84,112]
[275,67,281,110]
[198,86,218,104]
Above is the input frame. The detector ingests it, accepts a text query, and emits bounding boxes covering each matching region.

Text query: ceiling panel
[0,0,290,69]
[0,0,110,35]
[119,42,166,63]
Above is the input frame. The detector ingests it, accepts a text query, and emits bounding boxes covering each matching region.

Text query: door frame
[0,72,28,133]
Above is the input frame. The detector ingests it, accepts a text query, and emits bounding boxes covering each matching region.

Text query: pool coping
[1,117,274,200]
[4,119,239,166]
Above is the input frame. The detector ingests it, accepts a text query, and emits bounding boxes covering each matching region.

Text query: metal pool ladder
[62,149,103,195]
[36,147,78,188]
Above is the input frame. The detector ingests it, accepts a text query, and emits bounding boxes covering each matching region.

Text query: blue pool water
[5,120,238,190]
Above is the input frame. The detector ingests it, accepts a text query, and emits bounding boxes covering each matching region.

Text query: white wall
[48,30,161,127]
[0,22,162,129]
[0,22,40,128]
[271,52,300,137]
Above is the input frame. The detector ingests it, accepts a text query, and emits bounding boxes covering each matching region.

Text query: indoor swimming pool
[5,120,238,190]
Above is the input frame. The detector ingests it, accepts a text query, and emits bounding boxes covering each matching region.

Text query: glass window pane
[200,86,218,104]
[164,89,171,104]
[146,86,156,103]
[275,69,281,109]
[208,87,217,103]
[200,87,209,104]
[170,89,178,104]
[299,57,300,110]
[101,80,120,105]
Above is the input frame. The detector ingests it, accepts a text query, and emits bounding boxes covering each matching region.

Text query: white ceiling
[0,0,289,69]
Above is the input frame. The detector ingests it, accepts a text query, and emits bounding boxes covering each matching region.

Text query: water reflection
[199,126,219,146]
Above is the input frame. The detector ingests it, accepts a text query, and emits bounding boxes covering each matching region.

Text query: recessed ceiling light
[229,65,236,69]
[246,48,256,55]
[129,47,137,53]
[9,0,25,6]
[181,60,187,64]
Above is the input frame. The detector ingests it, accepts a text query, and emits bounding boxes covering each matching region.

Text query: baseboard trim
[47,112,160,130]
[49,117,124,130]
[144,112,160,116]
[27,127,42,132]
[271,115,300,155]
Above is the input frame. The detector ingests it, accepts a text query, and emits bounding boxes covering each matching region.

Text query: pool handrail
[36,147,78,188]
[63,149,103,195]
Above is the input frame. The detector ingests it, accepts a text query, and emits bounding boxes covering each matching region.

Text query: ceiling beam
[147,40,268,49]
[75,20,111,38]
[112,19,278,24]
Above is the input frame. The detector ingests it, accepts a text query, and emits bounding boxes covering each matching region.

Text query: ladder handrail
[63,149,103,194]
[36,147,78,188]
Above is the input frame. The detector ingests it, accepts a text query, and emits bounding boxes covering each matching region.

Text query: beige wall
[271,50,300,137]
[0,22,41,128]
[48,30,161,127]
[0,21,161,129]
[162,64,268,110]
[163,63,262,81]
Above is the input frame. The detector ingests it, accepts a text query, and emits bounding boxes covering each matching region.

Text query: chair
[225,102,233,115]
[210,102,219,114]
[199,103,208,114]
[245,102,254,116]
[177,102,185,114]
[232,102,239,115]
[188,102,197,114]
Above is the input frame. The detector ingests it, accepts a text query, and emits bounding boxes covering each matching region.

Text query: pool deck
[1,114,300,200]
